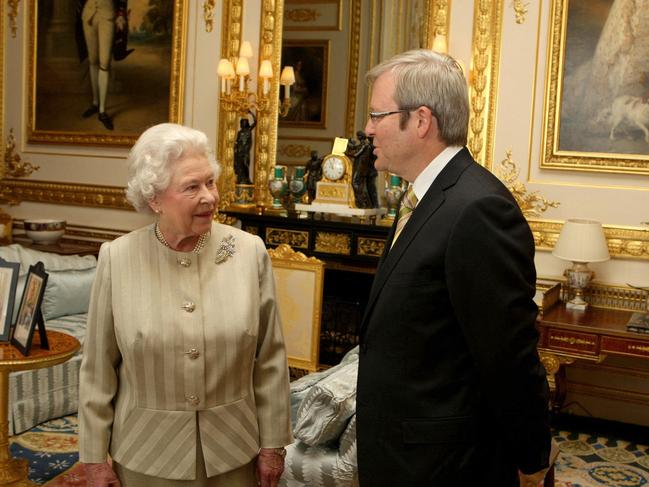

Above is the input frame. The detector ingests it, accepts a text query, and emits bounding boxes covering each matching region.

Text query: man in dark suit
[356,49,551,486]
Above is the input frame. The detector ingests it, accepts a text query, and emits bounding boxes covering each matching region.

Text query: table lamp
[552,219,610,311]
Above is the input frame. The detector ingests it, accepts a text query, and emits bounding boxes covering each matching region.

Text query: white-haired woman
[79,123,292,487]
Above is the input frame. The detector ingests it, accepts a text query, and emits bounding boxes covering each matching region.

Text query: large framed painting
[27,0,187,146]
[541,0,649,175]
[279,39,329,129]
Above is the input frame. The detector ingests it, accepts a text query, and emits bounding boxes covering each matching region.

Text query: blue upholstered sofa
[281,347,359,487]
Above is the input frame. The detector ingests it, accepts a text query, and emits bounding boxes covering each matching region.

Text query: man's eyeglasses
[368,109,412,123]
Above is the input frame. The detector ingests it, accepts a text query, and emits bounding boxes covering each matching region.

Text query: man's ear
[416,106,437,138]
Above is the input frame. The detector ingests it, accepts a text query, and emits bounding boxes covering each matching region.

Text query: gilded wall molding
[0,179,132,210]
[496,149,559,218]
[253,0,285,208]
[424,0,451,49]
[529,219,649,261]
[344,0,362,137]
[7,0,19,38]
[512,0,529,24]
[217,0,243,211]
[467,0,503,171]
[203,0,216,32]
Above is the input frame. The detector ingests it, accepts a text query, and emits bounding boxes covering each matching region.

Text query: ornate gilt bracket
[496,149,559,218]
[511,0,529,24]
[3,129,39,180]
[202,0,216,32]
[7,0,19,38]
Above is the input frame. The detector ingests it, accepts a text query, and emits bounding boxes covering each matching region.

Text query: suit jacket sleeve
[78,242,121,463]
[252,237,293,447]
[446,194,550,474]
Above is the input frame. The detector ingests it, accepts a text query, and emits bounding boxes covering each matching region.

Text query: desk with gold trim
[537,305,648,411]
[0,331,80,486]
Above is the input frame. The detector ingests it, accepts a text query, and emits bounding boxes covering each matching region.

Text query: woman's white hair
[125,123,221,213]
[366,49,469,146]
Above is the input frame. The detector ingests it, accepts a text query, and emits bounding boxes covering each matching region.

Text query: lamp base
[565,300,588,311]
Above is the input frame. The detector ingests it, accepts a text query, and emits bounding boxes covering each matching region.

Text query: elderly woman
[79,123,292,487]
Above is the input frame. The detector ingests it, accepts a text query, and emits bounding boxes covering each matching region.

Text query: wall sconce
[552,219,610,311]
[217,41,295,117]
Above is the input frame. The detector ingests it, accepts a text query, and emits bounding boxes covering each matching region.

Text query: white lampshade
[217,58,235,78]
[552,219,610,263]
[235,57,250,76]
[432,34,447,53]
[239,41,254,58]
[280,66,296,85]
[259,60,273,79]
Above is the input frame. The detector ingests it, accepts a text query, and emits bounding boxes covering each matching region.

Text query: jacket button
[185,394,199,405]
[181,302,195,312]
[185,348,200,359]
[178,258,191,267]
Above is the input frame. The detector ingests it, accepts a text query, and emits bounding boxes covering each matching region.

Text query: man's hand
[115,15,127,31]
[256,447,285,487]
[83,462,121,487]
[518,468,548,487]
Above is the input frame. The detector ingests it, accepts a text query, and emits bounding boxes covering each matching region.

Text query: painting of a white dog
[597,95,649,143]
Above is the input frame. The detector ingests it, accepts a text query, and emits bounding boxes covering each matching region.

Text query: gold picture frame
[541,0,649,175]
[26,0,187,147]
[279,39,330,129]
[269,244,324,372]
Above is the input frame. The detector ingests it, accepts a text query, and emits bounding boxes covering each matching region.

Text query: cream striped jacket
[79,223,293,479]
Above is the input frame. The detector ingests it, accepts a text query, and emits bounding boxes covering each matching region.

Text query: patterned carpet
[8,415,649,486]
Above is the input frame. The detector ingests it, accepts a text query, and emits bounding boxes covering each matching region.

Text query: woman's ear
[148,197,161,214]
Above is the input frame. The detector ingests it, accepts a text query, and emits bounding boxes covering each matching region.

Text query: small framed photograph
[11,262,48,355]
[0,258,20,342]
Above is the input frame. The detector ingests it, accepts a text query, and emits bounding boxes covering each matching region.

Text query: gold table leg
[0,370,36,486]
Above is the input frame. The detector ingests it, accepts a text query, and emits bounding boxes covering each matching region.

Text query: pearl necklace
[155,224,210,254]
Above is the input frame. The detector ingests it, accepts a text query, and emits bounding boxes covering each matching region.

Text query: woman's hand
[256,447,285,487]
[83,462,121,487]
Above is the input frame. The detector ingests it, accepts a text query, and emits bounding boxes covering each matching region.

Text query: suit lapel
[359,149,474,337]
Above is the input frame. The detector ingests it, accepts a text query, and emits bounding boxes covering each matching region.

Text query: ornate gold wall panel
[0,179,131,210]
[467,0,502,171]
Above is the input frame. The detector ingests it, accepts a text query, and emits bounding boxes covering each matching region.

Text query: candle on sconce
[235,57,250,92]
[258,60,273,95]
[432,34,447,53]
[217,58,235,94]
[280,66,296,101]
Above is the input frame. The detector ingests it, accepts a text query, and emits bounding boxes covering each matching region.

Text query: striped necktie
[391,185,418,248]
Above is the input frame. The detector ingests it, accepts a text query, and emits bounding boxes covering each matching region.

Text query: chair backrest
[268,244,324,372]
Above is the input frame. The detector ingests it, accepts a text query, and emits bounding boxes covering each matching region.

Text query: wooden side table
[0,331,80,486]
[536,304,649,411]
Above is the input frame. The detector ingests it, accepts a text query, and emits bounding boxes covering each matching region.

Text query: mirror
[276,0,444,170]
[217,0,448,211]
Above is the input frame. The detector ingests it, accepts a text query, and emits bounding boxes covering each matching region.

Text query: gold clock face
[322,155,346,181]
